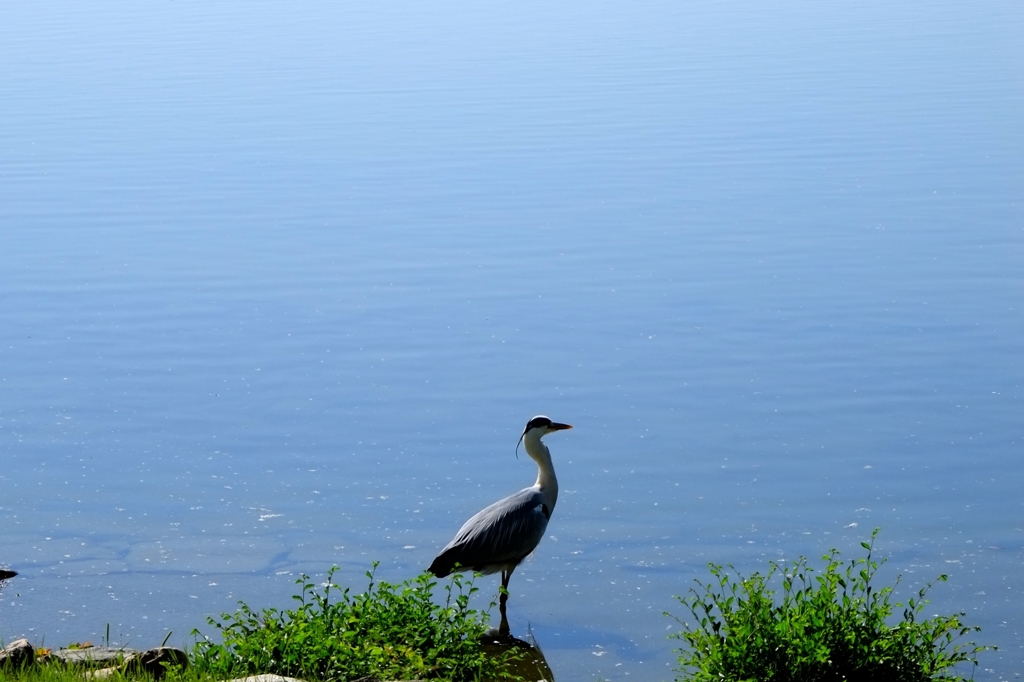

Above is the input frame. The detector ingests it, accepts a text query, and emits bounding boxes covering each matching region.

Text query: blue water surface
[1,1,1022,679]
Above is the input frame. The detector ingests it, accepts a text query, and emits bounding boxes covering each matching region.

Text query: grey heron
[428,415,573,635]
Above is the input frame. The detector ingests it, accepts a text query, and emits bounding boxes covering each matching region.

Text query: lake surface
[1,0,1022,679]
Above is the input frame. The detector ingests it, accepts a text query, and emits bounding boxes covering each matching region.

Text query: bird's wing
[430,487,551,575]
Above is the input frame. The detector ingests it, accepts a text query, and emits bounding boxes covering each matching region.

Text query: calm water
[2,1,1022,679]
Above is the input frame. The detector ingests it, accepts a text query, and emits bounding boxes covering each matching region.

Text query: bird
[428,415,573,636]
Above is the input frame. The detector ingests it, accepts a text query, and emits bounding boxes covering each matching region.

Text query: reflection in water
[480,628,554,682]
[0,570,16,597]
[0,573,14,607]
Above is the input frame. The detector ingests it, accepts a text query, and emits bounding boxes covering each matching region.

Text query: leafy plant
[668,529,991,681]
[190,565,516,682]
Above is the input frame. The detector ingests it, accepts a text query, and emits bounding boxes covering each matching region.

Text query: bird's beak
[550,422,573,431]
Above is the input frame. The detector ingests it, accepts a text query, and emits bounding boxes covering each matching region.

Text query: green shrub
[668,530,990,681]
[190,565,514,682]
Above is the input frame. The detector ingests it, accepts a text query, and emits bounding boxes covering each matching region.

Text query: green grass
[668,530,991,681]
[2,566,518,682]
[2,534,994,682]
[189,565,517,682]
[0,666,116,682]
[0,664,225,682]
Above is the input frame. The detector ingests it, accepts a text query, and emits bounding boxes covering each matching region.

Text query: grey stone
[0,639,34,669]
[52,646,136,667]
[123,647,188,678]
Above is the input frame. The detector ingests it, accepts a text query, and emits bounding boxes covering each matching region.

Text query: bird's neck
[525,437,559,509]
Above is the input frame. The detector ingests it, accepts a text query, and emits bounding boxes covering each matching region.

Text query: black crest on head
[516,415,552,458]
[525,416,552,432]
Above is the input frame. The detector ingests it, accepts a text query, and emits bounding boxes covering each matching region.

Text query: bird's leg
[498,569,511,639]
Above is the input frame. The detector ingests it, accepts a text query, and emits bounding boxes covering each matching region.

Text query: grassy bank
[2,531,992,681]
[190,565,516,682]
[2,567,520,682]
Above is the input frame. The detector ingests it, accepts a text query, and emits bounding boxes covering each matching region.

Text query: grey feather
[428,487,551,577]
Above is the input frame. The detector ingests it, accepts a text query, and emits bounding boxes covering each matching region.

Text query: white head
[516,415,573,457]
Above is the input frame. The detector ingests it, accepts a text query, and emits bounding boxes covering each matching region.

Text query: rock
[123,647,188,678]
[52,646,136,667]
[0,569,16,580]
[81,647,187,680]
[0,639,34,669]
